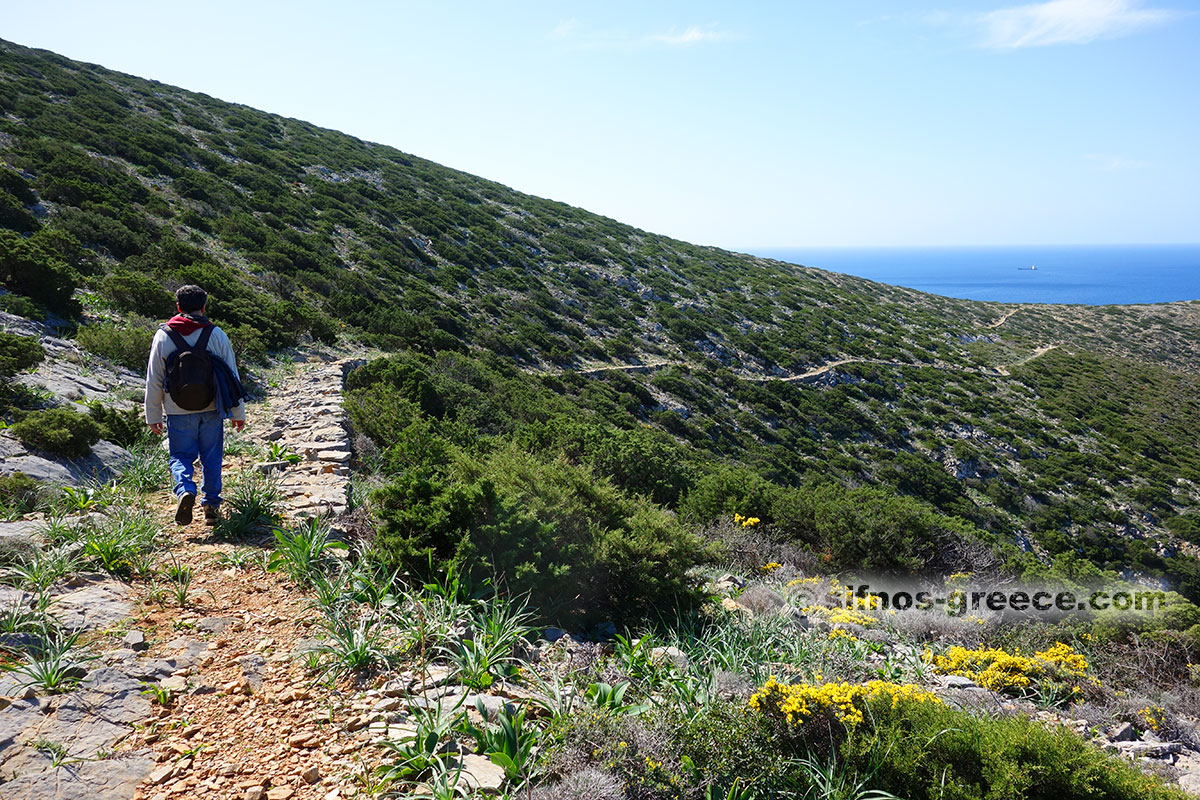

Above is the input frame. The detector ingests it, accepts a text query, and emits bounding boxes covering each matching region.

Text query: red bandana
[166,314,212,336]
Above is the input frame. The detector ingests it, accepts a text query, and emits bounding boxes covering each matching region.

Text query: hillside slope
[2,38,1200,599]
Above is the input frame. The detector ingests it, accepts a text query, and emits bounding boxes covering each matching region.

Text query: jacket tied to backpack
[143,318,246,426]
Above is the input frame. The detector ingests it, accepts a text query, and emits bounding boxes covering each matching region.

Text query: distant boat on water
[1018,264,1038,271]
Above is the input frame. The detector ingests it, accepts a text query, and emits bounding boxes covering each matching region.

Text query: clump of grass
[0,471,45,520]
[3,629,95,694]
[215,474,282,539]
[140,682,174,707]
[162,557,199,608]
[116,438,169,493]
[375,695,466,791]
[209,547,265,571]
[3,545,81,596]
[306,606,396,682]
[439,594,534,690]
[268,517,347,586]
[80,510,160,577]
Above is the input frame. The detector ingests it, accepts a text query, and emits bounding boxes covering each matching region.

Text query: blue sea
[747,244,1200,305]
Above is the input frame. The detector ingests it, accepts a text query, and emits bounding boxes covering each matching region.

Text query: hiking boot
[175,492,196,525]
[204,505,221,526]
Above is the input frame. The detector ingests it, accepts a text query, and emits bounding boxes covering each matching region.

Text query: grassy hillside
[2,37,1200,604]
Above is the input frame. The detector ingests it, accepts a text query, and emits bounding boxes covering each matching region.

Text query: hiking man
[144,285,246,525]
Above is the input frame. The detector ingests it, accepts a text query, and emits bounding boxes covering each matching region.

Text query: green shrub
[74,319,156,371]
[0,471,43,515]
[0,192,39,233]
[87,401,146,447]
[371,445,712,624]
[544,696,1186,800]
[0,332,44,378]
[10,408,101,458]
[840,693,1186,800]
[95,269,173,316]
[224,323,268,365]
[0,293,43,319]
[0,229,81,314]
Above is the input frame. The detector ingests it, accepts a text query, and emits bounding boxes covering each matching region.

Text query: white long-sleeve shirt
[143,325,245,425]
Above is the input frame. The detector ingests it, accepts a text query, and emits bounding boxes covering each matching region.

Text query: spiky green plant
[4,630,95,694]
[268,517,348,586]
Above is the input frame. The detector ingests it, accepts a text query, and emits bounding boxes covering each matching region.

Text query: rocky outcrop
[0,434,132,487]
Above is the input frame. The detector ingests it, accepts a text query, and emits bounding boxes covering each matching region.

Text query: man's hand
[230,419,245,432]
[149,422,164,435]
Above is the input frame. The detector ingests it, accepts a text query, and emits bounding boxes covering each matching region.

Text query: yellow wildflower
[749,676,941,727]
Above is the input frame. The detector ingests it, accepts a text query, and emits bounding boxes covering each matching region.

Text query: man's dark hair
[175,285,207,313]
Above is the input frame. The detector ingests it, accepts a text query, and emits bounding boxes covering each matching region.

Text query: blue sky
[3,0,1197,247]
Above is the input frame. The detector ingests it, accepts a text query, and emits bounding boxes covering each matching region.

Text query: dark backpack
[161,325,215,410]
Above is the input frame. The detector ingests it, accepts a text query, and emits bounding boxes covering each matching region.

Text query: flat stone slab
[0,520,45,564]
[51,580,134,632]
[0,753,154,800]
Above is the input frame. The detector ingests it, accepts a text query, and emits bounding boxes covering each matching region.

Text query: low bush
[94,269,174,316]
[840,692,1185,800]
[74,318,156,371]
[0,332,44,378]
[370,445,712,625]
[543,689,1186,800]
[0,229,81,314]
[9,408,101,458]
[87,401,145,447]
[0,293,43,319]
[0,471,43,516]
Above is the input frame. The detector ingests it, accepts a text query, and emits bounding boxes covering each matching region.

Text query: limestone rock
[0,434,131,487]
[51,579,133,632]
[650,645,689,671]
[1177,773,1200,795]
[0,754,154,799]
[937,674,979,690]
[122,630,148,651]
[736,585,786,617]
[459,753,506,792]
[1110,721,1135,742]
[0,520,44,564]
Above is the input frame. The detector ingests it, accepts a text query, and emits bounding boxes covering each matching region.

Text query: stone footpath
[0,357,361,799]
[252,359,362,519]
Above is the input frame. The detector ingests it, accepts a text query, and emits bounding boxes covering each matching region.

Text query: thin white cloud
[978,0,1177,48]
[649,26,735,46]
[551,21,738,50]
[1083,153,1146,170]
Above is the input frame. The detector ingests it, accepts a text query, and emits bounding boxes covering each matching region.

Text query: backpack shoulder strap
[161,325,191,353]
[195,326,215,352]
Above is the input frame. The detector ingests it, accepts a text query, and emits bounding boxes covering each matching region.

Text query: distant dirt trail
[533,342,1058,385]
[742,358,915,383]
[984,307,1022,329]
[996,344,1058,375]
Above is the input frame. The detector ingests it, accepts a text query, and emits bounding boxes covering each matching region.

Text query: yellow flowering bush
[1138,705,1166,732]
[926,642,1095,694]
[749,676,942,727]
[733,513,761,528]
[805,605,877,628]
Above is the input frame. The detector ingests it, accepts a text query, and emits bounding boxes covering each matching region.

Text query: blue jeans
[166,411,225,507]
